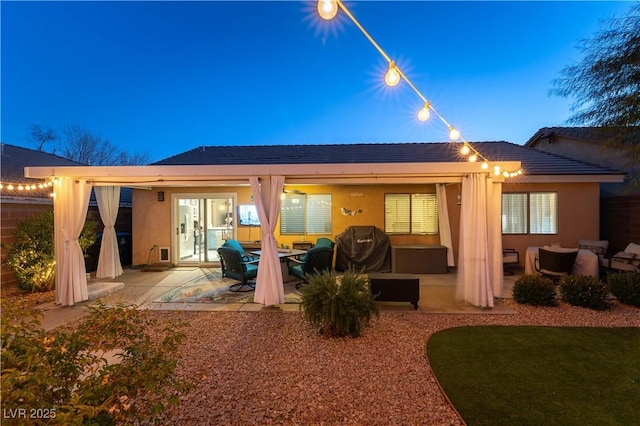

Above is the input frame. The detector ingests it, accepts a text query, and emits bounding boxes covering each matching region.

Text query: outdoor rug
[154,269,303,304]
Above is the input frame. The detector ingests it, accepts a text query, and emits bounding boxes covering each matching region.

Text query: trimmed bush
[559,274,609,310]
[300,269,379,337]
[1,300,192,424]
[512,274,558,306]
[607,271,640,307]
[1,209,97,292]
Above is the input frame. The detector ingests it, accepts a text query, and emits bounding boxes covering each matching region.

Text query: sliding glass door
[174,193,235,264]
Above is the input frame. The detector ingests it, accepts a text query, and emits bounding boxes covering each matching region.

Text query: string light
[316,0,523,178]
[317,0,338,21]
[0,180,54,194]
[449,126,460,141]
[418,102,431,122]
[384,61,400,87]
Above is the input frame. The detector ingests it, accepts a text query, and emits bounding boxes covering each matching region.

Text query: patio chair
[605,242,640,273]
[222,239,258,261]
[217,246,259,292]
[502,248,520,275]
[535,248,578,282]
[288,246,334,289]
[315,237,335,249]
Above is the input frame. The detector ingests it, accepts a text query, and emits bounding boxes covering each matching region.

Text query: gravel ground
[145,300,639,425]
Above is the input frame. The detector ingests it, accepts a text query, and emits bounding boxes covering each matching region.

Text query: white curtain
[487,180,504,297]
[250,176,285,306]
[95,186,123,279]
[436,184,455,267]
[54,177,92,306]
[456,173,502,308]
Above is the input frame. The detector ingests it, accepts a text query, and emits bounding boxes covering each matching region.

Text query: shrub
[559,274,609,310]
[607,271,640,307]
[1,300,192,424]
[300,269,379,337]
[512,274,558,306]
[1,209,97,292]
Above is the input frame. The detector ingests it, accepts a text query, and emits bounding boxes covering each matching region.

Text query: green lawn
[427,326,640,425]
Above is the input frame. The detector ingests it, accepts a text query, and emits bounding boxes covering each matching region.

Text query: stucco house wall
[132,181,599,269]
[526,127,640,252]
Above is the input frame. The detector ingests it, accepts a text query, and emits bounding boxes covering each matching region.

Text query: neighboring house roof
[526,126,640,147]
[1,143,83,181]
[0,143,132,205]
[1,143,83,199]
[154,141,623,179]
[24,141,625,185]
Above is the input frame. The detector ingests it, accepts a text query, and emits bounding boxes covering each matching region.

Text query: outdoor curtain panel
[54,177,92,306]
[250,176,285,306]
[95,186,123,279]
[436,183,455,267]
[456,173,503,308]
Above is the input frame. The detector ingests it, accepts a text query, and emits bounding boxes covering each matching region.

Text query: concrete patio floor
[38,267,520,330]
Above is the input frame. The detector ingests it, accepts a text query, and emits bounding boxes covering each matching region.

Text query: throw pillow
[613,251,637,264]
[624,242,640,256]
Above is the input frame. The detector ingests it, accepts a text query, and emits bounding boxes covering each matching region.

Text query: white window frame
[502,192,558,235]
[280,193,332,235]
[384,193,438,235]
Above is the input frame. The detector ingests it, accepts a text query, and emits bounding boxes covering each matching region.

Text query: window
[502,192,557,234]
[280,193,332,235]
[385,193,438,234]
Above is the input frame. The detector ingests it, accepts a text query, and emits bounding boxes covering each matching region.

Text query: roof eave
[25,161,522,185]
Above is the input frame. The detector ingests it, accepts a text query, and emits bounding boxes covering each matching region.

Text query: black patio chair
[217,246,259,292]
[535,248,578,282]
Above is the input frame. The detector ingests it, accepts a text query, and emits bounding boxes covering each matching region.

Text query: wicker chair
[535,248,578,282]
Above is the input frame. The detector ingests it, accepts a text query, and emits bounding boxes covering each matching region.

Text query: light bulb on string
[468,154,478,163]
[449,126,460,141]
[494,166,501,176]
[481,161,489,170]
[418,102,431,121]
[317,0,338,20]
[460,144,470,156]
[384,61,400,87]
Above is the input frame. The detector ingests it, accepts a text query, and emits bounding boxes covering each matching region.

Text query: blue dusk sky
[1,1,634,163]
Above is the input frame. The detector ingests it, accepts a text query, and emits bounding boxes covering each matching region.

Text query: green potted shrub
[607,271,640,307]
[559,274,609,310]
[512,274,558,306]
[300,269,379,337]
[2,209,97,292]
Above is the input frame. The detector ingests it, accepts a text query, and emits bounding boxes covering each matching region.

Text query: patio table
[251,249,308,282]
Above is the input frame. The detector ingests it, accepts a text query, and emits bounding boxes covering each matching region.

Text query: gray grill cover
[335,226,391,272]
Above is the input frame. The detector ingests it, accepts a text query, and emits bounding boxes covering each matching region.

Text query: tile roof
[526,126,640,146]
[153,141,621,176]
